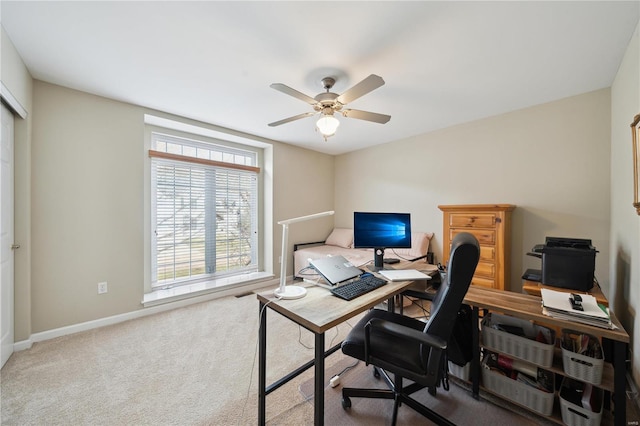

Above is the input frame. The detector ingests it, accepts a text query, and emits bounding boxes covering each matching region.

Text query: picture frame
[633,113,640,215]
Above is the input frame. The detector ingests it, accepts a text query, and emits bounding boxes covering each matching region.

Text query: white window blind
[150,133,259,289]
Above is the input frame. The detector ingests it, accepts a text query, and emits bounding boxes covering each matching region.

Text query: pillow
[391,232,433,259]
[325,228,353,249]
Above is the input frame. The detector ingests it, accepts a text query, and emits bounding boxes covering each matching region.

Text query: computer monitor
[353,212,412,271]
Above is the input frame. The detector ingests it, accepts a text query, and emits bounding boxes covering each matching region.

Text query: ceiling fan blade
[270,83,318,105]
[336,74,385,105]
[342,109,391,124]
[268,112,316,127]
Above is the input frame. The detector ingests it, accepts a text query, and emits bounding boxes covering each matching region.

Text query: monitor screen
[353,212,411,271]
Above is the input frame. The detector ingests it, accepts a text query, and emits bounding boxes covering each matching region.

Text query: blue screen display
[353,212,412,249]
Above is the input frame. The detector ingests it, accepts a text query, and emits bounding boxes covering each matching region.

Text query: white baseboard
[13,276,280,352]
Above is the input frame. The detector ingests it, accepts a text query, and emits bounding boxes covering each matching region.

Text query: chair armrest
[293,241,326,251]
[364,318,447,362]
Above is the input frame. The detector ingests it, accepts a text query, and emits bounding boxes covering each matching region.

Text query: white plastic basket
[481,361,555,416]
[559,377,603,426]
[482,313,556,367]
[448,361,470,381]
[561,330,604,385]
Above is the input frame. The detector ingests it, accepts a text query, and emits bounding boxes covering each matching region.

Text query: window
[150,132,260,289]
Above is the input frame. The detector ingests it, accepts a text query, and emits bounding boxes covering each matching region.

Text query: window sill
[142,271,275,307]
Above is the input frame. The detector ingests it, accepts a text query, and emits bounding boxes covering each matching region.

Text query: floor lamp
[274,210,335,299]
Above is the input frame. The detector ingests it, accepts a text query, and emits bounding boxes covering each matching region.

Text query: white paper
[378,269,431,281]
[540,288,609,320]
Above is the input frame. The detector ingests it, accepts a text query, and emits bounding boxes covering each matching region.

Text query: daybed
[293,228,434,280]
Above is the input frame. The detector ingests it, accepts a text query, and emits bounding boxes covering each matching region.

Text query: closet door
[1,103,15,368]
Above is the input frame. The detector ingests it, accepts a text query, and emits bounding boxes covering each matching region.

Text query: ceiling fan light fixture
[269,74,389,141]
[316,115,340,139]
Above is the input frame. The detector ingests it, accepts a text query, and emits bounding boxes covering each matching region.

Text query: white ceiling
[1,1,639,155]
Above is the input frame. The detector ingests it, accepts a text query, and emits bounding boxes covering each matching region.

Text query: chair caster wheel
[373,368,380,379]
[342,397,351,409]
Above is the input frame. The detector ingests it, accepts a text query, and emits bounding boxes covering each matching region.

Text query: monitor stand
[367,248,386,272]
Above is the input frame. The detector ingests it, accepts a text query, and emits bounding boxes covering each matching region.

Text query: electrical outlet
[98,282,108,294]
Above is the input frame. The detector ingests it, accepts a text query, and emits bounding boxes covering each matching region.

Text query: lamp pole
[275,210,335,299]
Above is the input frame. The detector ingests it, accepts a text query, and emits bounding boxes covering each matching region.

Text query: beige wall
[335,89,612,295]
[31,82,145,331]
[1,27,31,106]
[271,143,335,268]
[610,21,640,388]
[27,81,334,334]
[1,27,33,341]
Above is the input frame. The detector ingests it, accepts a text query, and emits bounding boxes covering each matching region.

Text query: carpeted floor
[295,355,556,426]
[1,291,357,425]
[1,289,557,425]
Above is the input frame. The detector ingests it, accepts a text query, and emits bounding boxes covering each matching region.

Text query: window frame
[148,130,263,290]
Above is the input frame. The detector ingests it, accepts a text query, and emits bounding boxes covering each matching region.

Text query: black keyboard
[330,274,387,301]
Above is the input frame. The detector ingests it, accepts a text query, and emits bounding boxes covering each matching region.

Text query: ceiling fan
[268,74,391,140]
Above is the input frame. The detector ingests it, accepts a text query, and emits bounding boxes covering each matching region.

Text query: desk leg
[388,296,396,313]
[258,301,267,426]
[314,332,325,425]
[471,306,480,399]
[612,339,626,426]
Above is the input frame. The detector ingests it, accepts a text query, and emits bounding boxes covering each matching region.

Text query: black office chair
[340,232,480,426]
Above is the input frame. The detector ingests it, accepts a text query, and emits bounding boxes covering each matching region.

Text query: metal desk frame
[257,279,416,425]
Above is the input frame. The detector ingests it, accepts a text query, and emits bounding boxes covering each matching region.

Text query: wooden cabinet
[438,204,515,291]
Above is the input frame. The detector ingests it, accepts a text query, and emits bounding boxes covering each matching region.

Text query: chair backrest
[423,232,480,342]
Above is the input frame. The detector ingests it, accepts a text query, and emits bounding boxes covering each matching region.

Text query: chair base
[341,367,456,426]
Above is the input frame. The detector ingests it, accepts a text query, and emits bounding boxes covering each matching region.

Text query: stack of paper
[378,269,431,281]
[540,288,613,329]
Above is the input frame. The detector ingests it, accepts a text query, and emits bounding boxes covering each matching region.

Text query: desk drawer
[475,261,495,279]
[451,228,496,245]
[480,246,495,262]
[471,276,495,289]
[449,213,497,228]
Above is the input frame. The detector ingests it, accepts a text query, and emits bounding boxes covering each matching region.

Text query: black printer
[526,237,597,291]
